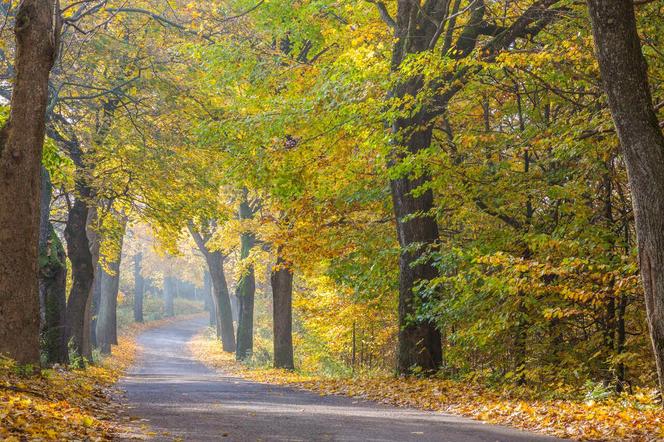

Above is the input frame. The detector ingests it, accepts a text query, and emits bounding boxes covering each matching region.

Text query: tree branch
[474,198,524,230]
[366,0,396,29]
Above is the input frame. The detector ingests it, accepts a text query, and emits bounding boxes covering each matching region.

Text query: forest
[1,0,664,440]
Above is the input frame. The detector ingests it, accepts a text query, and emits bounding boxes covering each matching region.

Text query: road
[118,317,564,442]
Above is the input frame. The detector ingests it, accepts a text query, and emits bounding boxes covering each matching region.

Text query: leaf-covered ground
[0,314,204,441]
[190,328,664,442]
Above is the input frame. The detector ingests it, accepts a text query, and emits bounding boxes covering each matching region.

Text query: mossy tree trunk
[0,0,61,365]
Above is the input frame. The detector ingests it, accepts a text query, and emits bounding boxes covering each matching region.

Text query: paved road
[118,317,564,442]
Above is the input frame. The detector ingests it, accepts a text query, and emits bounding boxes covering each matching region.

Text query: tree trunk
[390,162,443,374]
[387,3,444,375]
[90,262,101,348]
[204,270,215,326]
[97,229,125,354]
[164,276,175,317]
[38,169,68,364]
[134,252,144,323]
[65,201,99,364]
[231,294,239,322]
[236,193,256,360]
[586,0,664,401]
[208,252,236,352]
[271,254,294,369]
[0,0,60,365]
[39,167,51,326]
[40,225,68,365]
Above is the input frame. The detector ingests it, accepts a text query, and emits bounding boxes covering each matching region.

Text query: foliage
[3,0,664,437]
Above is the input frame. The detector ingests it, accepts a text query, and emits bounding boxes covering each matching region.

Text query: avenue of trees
[1,0,664,402]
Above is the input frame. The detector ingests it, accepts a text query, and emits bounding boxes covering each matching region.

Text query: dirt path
[117,317,564,441]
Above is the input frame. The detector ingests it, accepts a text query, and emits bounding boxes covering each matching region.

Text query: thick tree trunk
[97,230,125,354]
[40,225,68,364]
[164,276,175,317]
[38,169,68,364]
[0,0,60,365]
[390,167,443,374]
[208,253,236,352]
[389,111,443,374]
[236,195,256,361]
[387,2,444,375]
[134,252,144,323]
[586,0,664,401]
[271,254,294,369]
[65,201,98,364]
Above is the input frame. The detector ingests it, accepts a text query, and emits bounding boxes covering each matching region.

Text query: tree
[377,0,563,374]
[236,190,257,360]
[271,252,294,369]
[39,168,68,364]
[0,0,61,364]
[189,223,236,352]
[96,214,127,354]
[65,202,99,363]
[586,0,664,400]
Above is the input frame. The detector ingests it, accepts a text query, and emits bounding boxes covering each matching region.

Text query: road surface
[118,317,564,442]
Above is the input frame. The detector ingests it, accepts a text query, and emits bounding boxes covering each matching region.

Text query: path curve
[118,317,564,442]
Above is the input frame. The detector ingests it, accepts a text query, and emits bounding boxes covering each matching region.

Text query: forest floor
[0,313,204,441]
[190,327,664,442]
[119,316,560,441]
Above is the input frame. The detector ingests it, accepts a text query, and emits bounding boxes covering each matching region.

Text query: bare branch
[366,0,396,29]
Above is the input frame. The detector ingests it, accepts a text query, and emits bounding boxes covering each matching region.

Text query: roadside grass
[190,327,664,442]
[0,312,205,441]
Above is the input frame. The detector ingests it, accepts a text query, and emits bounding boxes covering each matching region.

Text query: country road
[118,317,564,442]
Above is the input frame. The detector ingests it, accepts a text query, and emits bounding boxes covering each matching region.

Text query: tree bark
[0,0,60,365]
[389,91,443,375]
[39,167,51,325]
[271,254,294,369]
[386,1,449,375]
[236,193,256,361]
[391,167,443,374]
[38,168,68,364]
[65,201,98,364]
[208,253,236,352]
[586,0,664,401]
[204,270,215,326]
[134,252,144,323]
[40,224,68,364]
[90,262,102,348]
[231,294,239,322]
[97,227,125,354]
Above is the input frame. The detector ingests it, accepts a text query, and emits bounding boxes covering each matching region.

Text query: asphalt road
[118,317,564,442]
